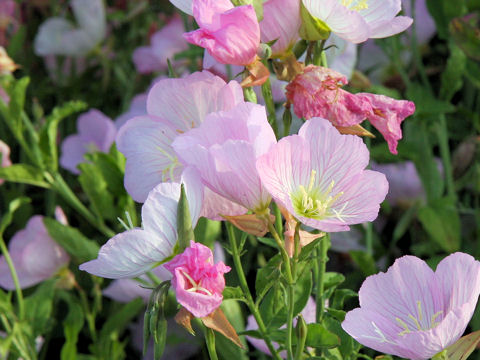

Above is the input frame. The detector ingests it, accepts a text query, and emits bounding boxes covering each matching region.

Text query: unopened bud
[295,315,308,356]
[299,3,331,41]
[258,43,273,60]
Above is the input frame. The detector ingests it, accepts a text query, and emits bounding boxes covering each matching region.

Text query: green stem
[316,234,330,323]
[226,224,282,360]
[313,40,326,67]
[48,173,115,237]
[273,203,283,237]
[0,314,34,360]
[437,115,457,201]
[205,328,218,360]
[76,284,97,341]
[0,235,25,320]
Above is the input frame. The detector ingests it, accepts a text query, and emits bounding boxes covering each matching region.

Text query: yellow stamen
[408,313,423,331]
[396,317,411,336]
[341,0,368,11]
[431,311,443,328]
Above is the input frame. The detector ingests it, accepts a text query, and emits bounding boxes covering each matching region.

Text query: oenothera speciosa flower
[0,216,70,289]
[301,0,413,43]
[172,102,276,213]
[342,253,480,360]
[164,241,230,318]
[256,118,388,232]
[286,65,415,154]
[116,71,244,203]
[34,0,106,57]
[170,0,260,66]
[60,109,116,174]
[79,169,203,279]
[0,139,11,186]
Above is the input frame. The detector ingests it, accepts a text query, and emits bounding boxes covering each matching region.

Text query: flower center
[291,170,345,221]
[395,301,444,336]
[155,145,180,182]
[182,270,213,296]
[341,0,368,11]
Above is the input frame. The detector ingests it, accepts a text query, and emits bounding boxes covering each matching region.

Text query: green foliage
[0,164,50,188]
[24,279,56,337]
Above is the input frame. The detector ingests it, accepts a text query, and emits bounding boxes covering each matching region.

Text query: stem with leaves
[316,234,330,323]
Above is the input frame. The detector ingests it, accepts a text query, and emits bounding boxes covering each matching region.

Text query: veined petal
[77,109,116,152]
[369,16,413,38]
[116,115,181,202]
[79,229,171,279]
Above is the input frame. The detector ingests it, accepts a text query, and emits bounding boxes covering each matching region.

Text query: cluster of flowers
[0,0,478,359]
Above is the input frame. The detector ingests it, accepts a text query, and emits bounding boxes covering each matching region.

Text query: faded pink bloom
[0,139,11,185]
[164,240,231,318]
[80,170,203,279]
[302,0,413,44]
[342,253,480,360]
[0,216,70,290]
[261,0,301,57]
[183,0,260,66]
[356,92,416,154]
[286,65,415,154]
[173,102,276,212]
[132,16,188,74]
[256,118,388,232]
[60,109,116,174]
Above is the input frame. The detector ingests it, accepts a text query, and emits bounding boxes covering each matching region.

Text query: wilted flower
[182,0,260,66]
[0,47,18,74]
[79,170,203,279]
[173,102,276,213]
[256,118,388,232]
[164,240,231,318]
[0,139,11,185]
[286,65,415,154]
[0,216,70,289]
[60,109,116,174]
[132,16,188,74]
[301,0,413,43]
[342,253,480,360]
[34,0,106,57]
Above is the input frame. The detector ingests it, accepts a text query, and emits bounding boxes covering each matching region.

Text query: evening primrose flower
[301,0,413,44]
[172,102,277,213]
[164,241,231,318]
[256,118,388,232]
[342,253,480,360]
[115,71,244,203]
[60,109,116,174]
[0,216,70,289]
[0,139,11,185]
[182,0,260,66]
[79,169,203,279]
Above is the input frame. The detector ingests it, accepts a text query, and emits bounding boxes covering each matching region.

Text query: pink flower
[183,0,260,66]
[0,139,11,185]
[172,102,277,212]
[114,93,147,129]
[79,169,204,279]
[256,118,388,232]
[286,65,415,154]
[60,109,116,174]
[356,92,416,154]
[115,71,244,203]
[164,240,231,318]
[132,16,188,74]
[0,216,70,290]
[342,253,480,360]
[261,0,301,57]
[302,0,413,43]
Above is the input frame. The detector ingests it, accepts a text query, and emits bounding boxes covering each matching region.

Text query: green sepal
[176,183,194,252]
[299,3,331,41]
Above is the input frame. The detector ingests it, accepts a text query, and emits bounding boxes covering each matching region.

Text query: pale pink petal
[59,135,86,174]
[369,16,413,38]
[261,0,301,56]
[326,34,357,79]
[146,71,244,133]
[116,115,181,202]
[201,187,248,220]
[132,46,159,74]
[169,0,194,15]
[0,139,11,185]
[192,0,233,29]
[103,278,153,303]
[77,109,116,152]
[71,0,106,43]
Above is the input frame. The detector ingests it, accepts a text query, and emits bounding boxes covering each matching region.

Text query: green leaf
[323,316,354,358]
[193,217,221,248]
[255,254,282,301]
[39,101,87,171]
[60,293,84,360]
[7,77,29,132]
[24,279,56,336]
[144,282,171,359]
[176,183,194,252]
[349,251,377,276]
[99,298,144,345]
[418,197,461,252]
[43,217,100,262]
[466,59,480,88]
[0,164,50,188]
[406,83,456,117]
[216,300,248,359]
[440,43,467,101]
[332,289,358,310]
[305,323,340,349]
[223,286,246,302]
[442,329,480,360]
[0,197,30,236]
[323,272,346,290]
[299,237,322,261]
[78,161,116,221]
[85,152,126,196]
